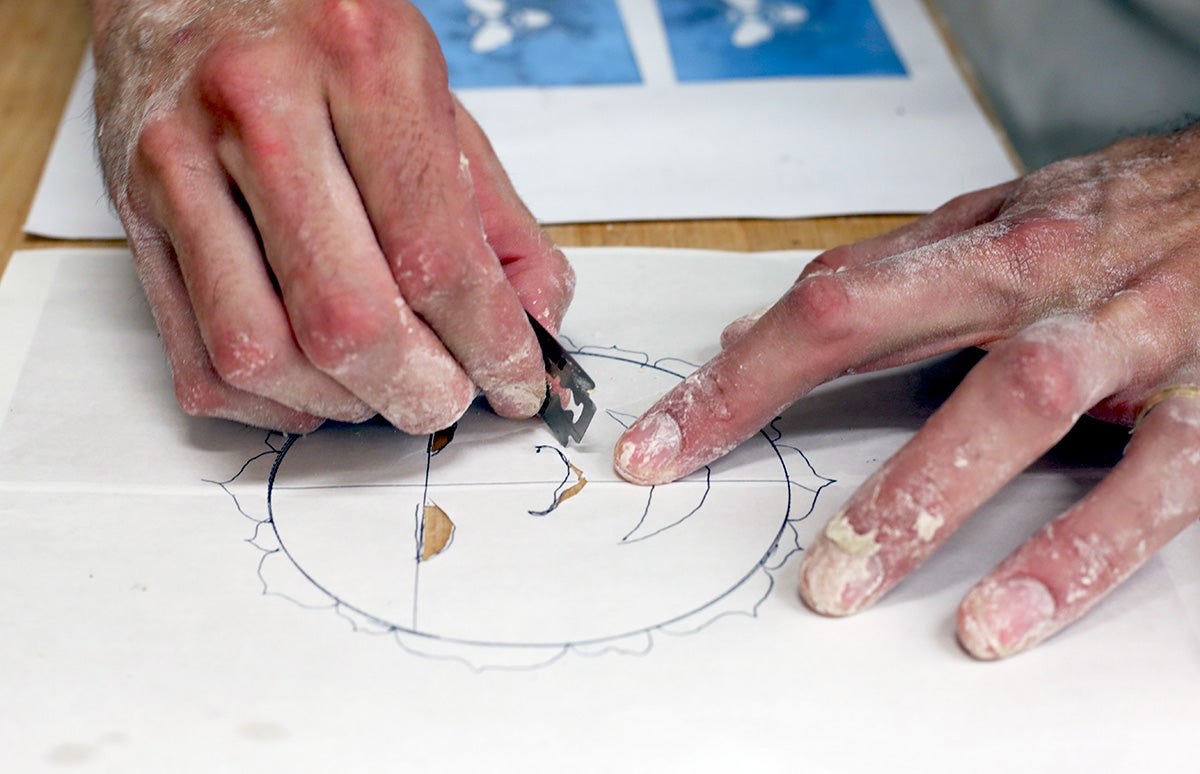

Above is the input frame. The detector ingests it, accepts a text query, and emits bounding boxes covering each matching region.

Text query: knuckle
[998,337,1090,421]
[318,0,385,36]
[700,366,740,425]
[316,0,444,79]
[317,2,388,64]
[296,295,390,372]
[675,364,738,427]
[1011,215,1087,253]
[194,50,298,160]
[173,370,231,418]
[314,0,398,43]
[778,273,854,342]
[316,0,395,51]
[134,116,185,177]
[983,217,1088,311]
[195,44,271,116]
[393,238,478,309]
[207,330,279,389]
[132,117,210,216]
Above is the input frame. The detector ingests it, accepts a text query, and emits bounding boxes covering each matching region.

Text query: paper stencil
[216,348,832,669]
[660,0,907,82]
[3,249,1199,771]
[416,0,642,87]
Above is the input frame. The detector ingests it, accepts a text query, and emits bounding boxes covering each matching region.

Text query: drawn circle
[266,349,816,650]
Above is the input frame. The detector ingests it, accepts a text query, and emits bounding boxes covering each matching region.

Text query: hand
[91,0,573,434]
[614,128,1200,658]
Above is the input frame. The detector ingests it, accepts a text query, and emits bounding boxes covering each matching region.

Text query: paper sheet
[1,247,1196,772]
[25,0,1017,239]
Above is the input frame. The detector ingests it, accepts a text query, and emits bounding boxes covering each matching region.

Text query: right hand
[92,0,574,434]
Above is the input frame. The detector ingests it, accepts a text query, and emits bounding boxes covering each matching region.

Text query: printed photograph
[659,0,907,82]
[416,0,642,88]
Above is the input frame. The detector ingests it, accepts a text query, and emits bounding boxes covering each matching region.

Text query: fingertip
[381,372,476,436]
[957,576,1057,660]
[234,407,325,435]
[613,411,683,485]
[283,415,327,435]
[342,403,381,424]
[486,379,546,420]
[797,527,885,617]
[477,324,552,420]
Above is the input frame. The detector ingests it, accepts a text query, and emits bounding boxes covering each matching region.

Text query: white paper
[1,247,1196,772]
[23,53,116,241]
[25,0,1017,239]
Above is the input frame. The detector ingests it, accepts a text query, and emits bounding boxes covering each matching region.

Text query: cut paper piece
[1,248,1199,771]
[431,424,457,455]
[420,503,457,561]
[526,445,589,516]
[237,345,834,669]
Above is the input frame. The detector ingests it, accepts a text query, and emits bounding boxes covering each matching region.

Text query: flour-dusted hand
[614,127,1200,658]
[91,0,573,433]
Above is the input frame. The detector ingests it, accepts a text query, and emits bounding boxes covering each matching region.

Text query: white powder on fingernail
[915,510,944,542]
[823,510,880,557]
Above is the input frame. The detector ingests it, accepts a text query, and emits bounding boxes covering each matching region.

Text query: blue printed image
[658,0,907,82]
[415,0,642,88]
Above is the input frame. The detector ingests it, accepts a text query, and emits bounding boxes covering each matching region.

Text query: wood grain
[0,1,91,276]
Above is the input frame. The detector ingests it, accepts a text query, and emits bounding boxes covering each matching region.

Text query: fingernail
[614,412,682,483]
[958,577,1056,660]
[489,381,546,419]
[798,535,886,616]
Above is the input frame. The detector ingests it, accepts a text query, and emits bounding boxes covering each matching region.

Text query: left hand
[613,127,1200,658]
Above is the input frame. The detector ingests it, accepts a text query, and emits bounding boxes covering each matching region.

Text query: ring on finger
[1134,384,1200,427]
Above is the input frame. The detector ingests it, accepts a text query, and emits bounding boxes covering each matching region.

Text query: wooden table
[3,0,981,279]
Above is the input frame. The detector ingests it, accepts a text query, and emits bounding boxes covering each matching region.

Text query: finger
[718,305,771,351]
[118,219,325,434]
[200,48,475,434]
[957,388,1200,659]
[718,185,1017,353]
[717,184,1017,351]
[452,99,575,334]
[799,181,1016,279]
[323,10,545,419]
[135,113,373,422]
[613,214,1086,486]
[796,279,1185,618]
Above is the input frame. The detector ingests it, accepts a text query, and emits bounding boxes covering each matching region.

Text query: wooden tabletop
[1,0,950,279]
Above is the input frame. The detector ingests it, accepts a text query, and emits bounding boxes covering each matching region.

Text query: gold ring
[1135,384,1200,426]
